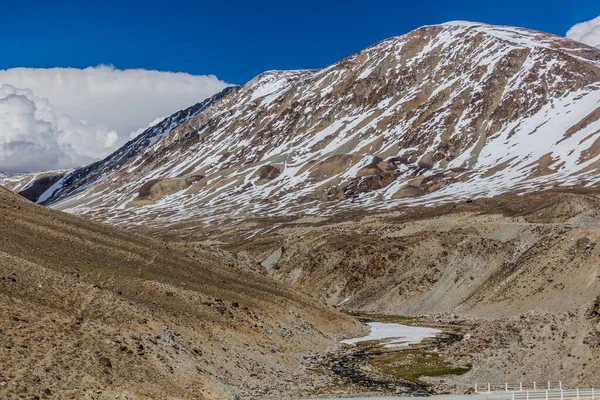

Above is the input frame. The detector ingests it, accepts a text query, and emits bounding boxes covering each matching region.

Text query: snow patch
[341,322,440,348]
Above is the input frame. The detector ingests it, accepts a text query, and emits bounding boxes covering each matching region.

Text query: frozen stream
[341,322,440,348]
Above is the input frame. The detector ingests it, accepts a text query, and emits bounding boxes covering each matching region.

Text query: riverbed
[341,322,441,347]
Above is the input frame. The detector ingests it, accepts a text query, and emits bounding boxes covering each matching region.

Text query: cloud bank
[567,15,600,49]
[0,66,229,172]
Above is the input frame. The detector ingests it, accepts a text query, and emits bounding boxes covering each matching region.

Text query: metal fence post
[561,388,564,400]
[548,382,551,390]
[534,382,537,391]
[546,390,548,400]
[521,383,524,392]
[592,388,595,400]
[506,383,509,392]
[512,392,515,400]
[560,381,563,390]
[489,383,492,393]
[527,390,529,400]
[577,388,580,399]
[476,384,478,393]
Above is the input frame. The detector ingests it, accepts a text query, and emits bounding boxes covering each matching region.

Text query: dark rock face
[253,165,281,184]
[19,174,65,203]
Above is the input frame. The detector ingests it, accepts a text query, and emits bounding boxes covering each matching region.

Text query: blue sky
[1,0,598,84]
[1,1,599,172]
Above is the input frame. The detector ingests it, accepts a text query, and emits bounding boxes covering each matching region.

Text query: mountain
[14,22,600,229]
[0,170,67,201]
[16,87,237,204]
[5,21,600,397]
[0,186,362,399]
[0,172,38,192]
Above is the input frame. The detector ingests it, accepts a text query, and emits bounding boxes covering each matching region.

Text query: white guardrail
[512,389,597,400]
[476,382,564,393]
[474,383,597,400]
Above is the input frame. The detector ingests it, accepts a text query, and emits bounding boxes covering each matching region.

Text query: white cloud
[129,116,166,139]
[0,66,229,172]
[567,15,600,49]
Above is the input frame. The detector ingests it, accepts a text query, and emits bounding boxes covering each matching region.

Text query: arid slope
[0,187,363,399]
[215,190,600,316]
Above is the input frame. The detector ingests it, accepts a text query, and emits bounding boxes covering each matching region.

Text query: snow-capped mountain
[0,172,37,192]
[17,22,600,227]
[17,86,237,204]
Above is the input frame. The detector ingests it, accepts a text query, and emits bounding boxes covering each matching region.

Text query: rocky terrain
[197,188,600,391]
[11,22,600,229]
[6,184,598,398]
[219,190,600,316]
[0,186,364,399]
[3,20,600,399]
[5,184,600,398]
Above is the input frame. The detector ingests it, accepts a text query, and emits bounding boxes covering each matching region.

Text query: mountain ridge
[8,21,600,228]
[14,86,239,204]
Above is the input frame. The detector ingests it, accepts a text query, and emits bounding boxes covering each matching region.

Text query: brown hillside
[0,187,363,399]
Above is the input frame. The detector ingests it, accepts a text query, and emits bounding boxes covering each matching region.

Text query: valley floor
[155,188,600,396]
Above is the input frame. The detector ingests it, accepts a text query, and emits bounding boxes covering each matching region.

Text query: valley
[174,188,600,395]
[1,19,600,400]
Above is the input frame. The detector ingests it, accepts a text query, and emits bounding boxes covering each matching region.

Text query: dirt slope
[0,187,363,399]
[213,190,600,317]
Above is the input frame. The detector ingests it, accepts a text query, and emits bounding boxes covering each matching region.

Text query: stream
[320,317,468,397]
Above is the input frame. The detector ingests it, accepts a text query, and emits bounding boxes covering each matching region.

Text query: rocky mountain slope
[221,189,600,317]
[11,21,600,228]
[213,188,600,389]
[0,186,363,399]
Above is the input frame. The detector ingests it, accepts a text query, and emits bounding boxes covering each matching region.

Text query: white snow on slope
[28,22,600,229]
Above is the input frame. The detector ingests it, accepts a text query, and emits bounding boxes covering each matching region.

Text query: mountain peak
[14,22,600,230]
[439,20,485,27]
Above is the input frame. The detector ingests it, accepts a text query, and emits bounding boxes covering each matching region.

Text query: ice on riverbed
[341,322,440,348]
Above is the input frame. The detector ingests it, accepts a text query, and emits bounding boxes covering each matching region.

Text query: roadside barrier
[475,382,565,393]
[473,383,596,400]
